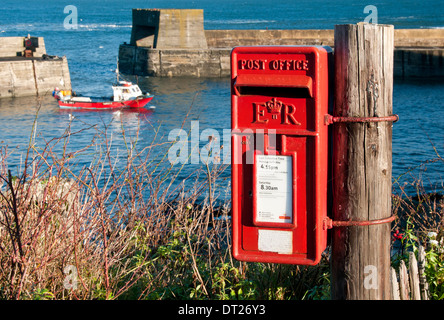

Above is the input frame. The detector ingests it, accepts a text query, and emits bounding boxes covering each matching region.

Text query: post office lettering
[270,59,309,71]
[239,59,267,70]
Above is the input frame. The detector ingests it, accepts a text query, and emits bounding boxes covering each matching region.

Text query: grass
[0,107,442,300]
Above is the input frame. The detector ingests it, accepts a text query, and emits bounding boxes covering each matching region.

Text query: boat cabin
[112,81,143,102]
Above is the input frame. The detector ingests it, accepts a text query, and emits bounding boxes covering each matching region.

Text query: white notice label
[255,155,293,224]
[258,229,293,254]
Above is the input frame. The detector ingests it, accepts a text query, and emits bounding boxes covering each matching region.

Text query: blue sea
[0,0,443,198]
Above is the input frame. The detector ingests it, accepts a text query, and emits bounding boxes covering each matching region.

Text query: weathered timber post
[331,23,395,300]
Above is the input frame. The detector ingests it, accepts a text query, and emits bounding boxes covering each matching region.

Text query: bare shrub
[0,110,328,300]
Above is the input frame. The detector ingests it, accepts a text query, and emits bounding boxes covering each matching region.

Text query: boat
[53,80,154,110]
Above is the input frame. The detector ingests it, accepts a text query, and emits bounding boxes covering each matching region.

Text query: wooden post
[409,251,421,300]
[398,261,410,300]
[390,267,400,300]
[418,245,429,300]
[331,23,394,299]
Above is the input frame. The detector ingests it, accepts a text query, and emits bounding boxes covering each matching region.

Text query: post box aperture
[231,46,331,265]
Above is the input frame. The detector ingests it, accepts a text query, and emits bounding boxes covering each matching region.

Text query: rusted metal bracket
[325,114,399,125]
[324,112,399,229]
[324,215,396,230]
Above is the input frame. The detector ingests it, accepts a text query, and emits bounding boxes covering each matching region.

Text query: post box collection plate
[231,46,332,265]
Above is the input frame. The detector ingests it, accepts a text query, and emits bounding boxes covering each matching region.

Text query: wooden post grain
[409,251,421,300]
[331,23,394,299]
[399,260,410,300]
[418,245,429,300]
[390,267,400,300]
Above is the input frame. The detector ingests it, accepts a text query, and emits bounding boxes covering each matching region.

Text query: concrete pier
[118,9,444,78]
[0,36,72,99]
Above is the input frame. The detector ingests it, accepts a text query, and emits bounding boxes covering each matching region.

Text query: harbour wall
[118,9,444,78]
[0,37,72,99]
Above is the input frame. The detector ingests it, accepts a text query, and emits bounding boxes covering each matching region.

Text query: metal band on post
[324,215,396,230]
[324,113,399,230]
[325,114,399,125]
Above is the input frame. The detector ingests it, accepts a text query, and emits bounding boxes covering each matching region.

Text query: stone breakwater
[118,9,444,78]
[0,36,71,99]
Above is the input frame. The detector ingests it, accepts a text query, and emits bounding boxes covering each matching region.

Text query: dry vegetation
[1,107,442,300]
[0,115,328,300]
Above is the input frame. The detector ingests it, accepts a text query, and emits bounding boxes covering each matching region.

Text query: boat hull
[58,95,154,110]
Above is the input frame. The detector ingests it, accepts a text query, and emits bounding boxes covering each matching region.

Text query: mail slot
[231,46,332,265]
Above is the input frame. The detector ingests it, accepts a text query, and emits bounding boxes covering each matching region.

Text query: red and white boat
[53,80,154,110]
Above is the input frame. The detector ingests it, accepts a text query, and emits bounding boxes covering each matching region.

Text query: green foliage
[391,218,444,300]
[209,262,256,300]
[111,211,332,301]
[32,288,55,300]
[302,271,331,300]
[424,232,444,300]
[391,217,418,269]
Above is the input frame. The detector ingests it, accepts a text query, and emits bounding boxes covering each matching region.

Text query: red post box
[231,46,332,265]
